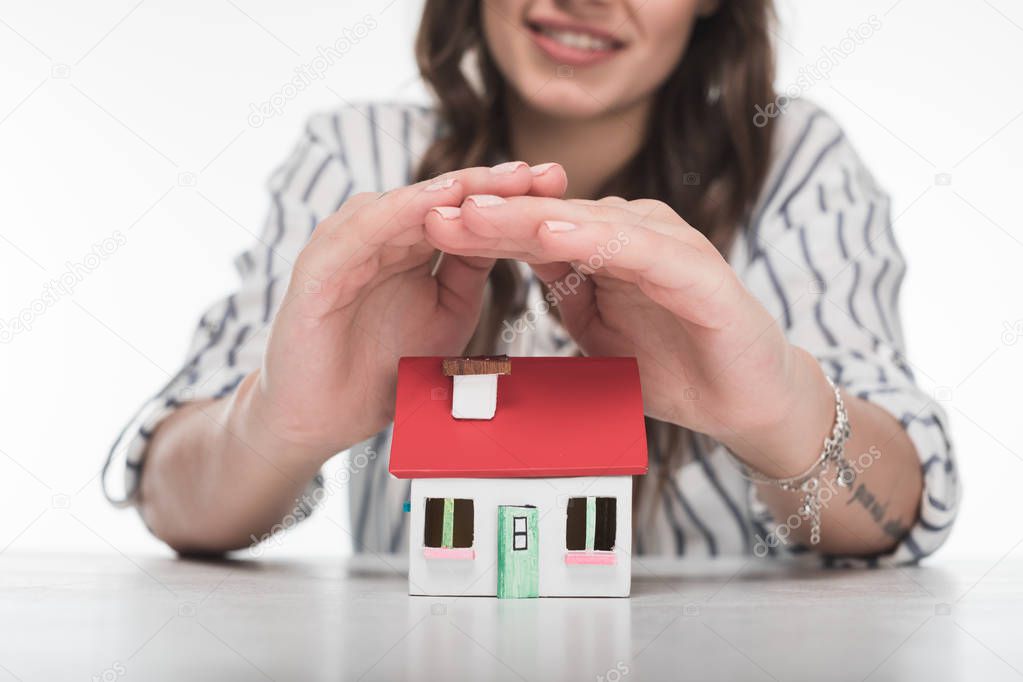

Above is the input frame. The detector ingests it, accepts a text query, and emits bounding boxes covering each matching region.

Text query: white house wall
[407,476,633,597]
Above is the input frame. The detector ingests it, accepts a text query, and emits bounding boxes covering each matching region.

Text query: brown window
[424,498,474,548]
[566,497,616,551]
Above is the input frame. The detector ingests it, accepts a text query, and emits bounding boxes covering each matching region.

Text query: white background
[1,0,1020,563]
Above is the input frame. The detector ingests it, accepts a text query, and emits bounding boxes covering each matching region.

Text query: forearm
[754,393,922,555]
[139,371,329,554]
[723,347,923,556]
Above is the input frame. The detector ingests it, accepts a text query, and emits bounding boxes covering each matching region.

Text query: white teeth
[540,27,614,52]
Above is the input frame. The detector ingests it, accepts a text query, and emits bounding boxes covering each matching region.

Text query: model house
[388,355,648,598]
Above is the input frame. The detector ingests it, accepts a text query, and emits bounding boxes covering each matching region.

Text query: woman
[104,0,958,562]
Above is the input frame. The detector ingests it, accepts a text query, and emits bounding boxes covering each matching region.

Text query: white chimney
[442,356,511,420]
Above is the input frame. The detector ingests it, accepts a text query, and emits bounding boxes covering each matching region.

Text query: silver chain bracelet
[736,376,853,545]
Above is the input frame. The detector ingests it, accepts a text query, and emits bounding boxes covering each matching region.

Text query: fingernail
[544,220,577,233]
[425,177,455,192]
[530,162,557,176]
[430,206,461,220]
[467,194,507,208]
[490,161,526,175]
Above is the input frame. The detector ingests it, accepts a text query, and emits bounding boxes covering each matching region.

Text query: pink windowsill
[423,547,476,560]
[564,551,617,565]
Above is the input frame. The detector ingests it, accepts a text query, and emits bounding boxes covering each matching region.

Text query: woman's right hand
[246,162,567,461]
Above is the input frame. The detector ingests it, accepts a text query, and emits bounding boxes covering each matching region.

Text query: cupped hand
[252,162,568,458]
[424,194,827,455]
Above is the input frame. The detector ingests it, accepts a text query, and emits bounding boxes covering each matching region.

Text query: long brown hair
[413,1,777,484]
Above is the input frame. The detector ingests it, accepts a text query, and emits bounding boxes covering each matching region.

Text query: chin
[512,77,621,120]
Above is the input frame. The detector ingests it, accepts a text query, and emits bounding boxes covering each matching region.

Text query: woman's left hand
[426,194,834,474]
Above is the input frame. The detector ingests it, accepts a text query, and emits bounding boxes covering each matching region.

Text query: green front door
[497,506,539,599]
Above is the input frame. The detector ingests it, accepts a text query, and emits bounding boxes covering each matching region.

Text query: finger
[535,219,739,327]
[568,197,675,227]
[299,162,559,283]
[423,205,541,262]
[527,262,598,334]
[525,162,569,198]
[392,162,568,263]
[333,161,567,250]
[538,219,699,285]
[338,161,566,242]
[446,196,630,254]
[458,195,704,247]
[528,261,573,282]
[433,253,496,316]
[618,198,681,223]
[333,163,533,242]
[425,196,671,265]
[335,190,383,222]
[567,196,628,206]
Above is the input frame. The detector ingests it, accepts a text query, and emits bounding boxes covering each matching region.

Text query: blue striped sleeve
[102,111,353,511]
[739,100,960,564]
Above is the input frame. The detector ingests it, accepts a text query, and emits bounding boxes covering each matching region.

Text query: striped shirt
[103,98,959,565]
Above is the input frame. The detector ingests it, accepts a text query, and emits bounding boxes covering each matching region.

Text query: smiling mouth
[525,19,626,65]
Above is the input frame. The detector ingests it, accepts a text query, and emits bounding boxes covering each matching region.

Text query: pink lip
[526,19,625,68]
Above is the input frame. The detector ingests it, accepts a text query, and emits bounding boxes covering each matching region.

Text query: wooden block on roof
[442,355,512,376]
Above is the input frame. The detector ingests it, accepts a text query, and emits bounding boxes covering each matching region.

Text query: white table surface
[1,551,1021,682]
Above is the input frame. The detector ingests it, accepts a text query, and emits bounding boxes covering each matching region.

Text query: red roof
[389,357,648,479]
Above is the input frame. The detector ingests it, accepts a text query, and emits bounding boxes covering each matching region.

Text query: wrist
[717,345,835,479]
[226,371,336,468]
